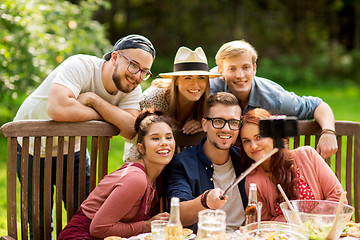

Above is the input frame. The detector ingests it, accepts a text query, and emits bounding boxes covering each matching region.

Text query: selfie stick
[219,148,278,200]
[219,115,298,200]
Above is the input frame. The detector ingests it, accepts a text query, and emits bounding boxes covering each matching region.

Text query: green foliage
[0,0,111,124]
[257,42,360,87]
[94,0,360,88]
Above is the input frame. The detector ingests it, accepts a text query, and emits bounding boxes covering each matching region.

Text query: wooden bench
[0,120,119,240]
[1,119,359,239]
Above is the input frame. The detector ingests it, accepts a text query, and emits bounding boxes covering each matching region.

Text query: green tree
[0,0,111,124]
[92,0,360,86]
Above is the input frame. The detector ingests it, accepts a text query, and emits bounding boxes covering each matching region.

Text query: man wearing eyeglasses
[13,34,155,240]
[165,92,250,232]
[46,34,154,139]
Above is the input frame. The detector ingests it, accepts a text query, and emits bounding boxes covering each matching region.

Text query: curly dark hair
[135,108,177,145]
[240,108,299,202]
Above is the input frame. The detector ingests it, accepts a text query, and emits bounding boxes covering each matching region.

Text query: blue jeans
[16,143,90,240]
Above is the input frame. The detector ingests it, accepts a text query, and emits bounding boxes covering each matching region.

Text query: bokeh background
[2,0,360,123]
[1,0,360,235]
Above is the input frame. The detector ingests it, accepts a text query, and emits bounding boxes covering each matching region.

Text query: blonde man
[210,40,337,159]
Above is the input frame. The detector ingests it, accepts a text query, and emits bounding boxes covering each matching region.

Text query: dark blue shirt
[164,139,248,231]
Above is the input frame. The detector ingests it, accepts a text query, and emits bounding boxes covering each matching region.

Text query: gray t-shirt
[213,157,245,230]
[14,54,141,155]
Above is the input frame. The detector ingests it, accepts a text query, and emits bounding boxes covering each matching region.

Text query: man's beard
[112,72,135,93]
[211,140,235,151]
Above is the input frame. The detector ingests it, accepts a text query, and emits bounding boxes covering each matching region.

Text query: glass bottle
[244,183,258,225]
[165,197,183,240]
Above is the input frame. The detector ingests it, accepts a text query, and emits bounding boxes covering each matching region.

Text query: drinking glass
[151,220,167,240]
[197,209,226,240]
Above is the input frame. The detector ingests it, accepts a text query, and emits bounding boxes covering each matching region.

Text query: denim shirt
[164,139,248,231]
[209,66,323,119]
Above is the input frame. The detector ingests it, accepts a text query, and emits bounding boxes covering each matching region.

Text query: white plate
[186,233,196,239]
[124,232,196,240]
[123,233,151,240]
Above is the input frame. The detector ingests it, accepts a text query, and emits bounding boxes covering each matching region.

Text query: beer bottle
[244,183,258,225]
[165,197,183,240]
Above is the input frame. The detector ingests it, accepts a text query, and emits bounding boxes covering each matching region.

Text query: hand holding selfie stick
[219,115,298,200]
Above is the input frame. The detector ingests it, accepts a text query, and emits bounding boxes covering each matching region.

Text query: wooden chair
[1,120,120,240]
[291,120,360,222]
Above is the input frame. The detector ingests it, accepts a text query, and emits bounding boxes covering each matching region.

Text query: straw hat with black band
[159,46,221,78]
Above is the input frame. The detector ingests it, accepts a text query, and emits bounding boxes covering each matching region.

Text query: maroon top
[59,162,157,239]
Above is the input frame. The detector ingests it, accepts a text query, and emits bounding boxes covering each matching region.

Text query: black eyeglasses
[205,117,241,130]
[118,52,153,81]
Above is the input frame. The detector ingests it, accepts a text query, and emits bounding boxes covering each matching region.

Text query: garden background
[1,0,360,236]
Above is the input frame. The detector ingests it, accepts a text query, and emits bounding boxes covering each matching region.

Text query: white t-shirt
[14,54,141,156]
[213,157,245,230]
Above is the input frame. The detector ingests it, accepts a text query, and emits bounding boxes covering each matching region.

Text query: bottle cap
[171,197,180,205]
[250,183,257,191]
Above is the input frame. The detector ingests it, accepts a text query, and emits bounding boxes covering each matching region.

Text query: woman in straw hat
[124,46,220,162]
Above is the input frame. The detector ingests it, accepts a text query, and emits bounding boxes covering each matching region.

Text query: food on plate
[246,231,297,240]
[143,228,193,239]
[182,228,193,237]
[104,236,123,240]
[342,222,360,238]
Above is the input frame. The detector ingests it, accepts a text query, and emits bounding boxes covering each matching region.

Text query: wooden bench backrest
[3,120,358,239]
[292,120,360,222]
[1,120,119,240]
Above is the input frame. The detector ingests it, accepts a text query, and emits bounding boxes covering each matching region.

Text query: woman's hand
[144,212,170,232]
[182,120,203,135]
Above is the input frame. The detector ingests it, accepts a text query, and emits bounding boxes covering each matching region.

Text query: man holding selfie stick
[165,92,249,232]
[165,92,301,231]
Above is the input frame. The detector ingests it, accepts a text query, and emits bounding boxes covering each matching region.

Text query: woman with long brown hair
[239,108,345,221]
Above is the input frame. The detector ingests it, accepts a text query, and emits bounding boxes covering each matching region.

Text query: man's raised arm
[314,102,338,159]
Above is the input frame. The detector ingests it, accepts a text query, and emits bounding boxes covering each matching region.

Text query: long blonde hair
[150,76,210,127]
